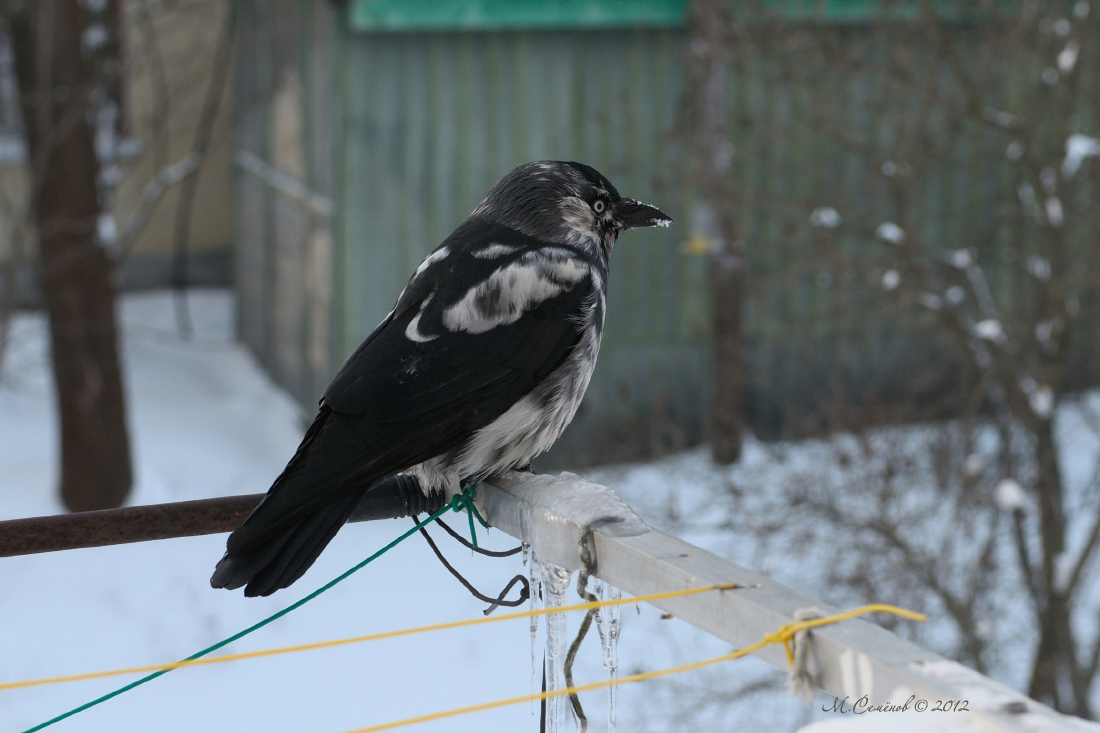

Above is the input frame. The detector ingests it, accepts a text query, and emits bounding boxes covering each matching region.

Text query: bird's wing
[324,226,599,444]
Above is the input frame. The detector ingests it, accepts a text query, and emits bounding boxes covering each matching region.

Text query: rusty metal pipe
[0,474,444,558]
[0,495,265,557]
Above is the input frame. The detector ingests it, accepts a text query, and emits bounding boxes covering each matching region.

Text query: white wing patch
[404,295,438,343]
[540,246,582,262]
[443,251,588,335]
[413,246,450,277]
[472,243,522,259]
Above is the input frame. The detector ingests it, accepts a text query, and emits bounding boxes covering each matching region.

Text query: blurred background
[1,0,1099,731]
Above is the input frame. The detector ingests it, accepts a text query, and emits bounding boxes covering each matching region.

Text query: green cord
[22,485,485,733]
[450,480,489,547]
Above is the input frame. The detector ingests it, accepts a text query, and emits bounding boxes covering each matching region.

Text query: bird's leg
[563,530,599,733]
[410,461,462,501]
[346,473,445,523]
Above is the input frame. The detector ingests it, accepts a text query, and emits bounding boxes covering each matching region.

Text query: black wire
[540,660,548,733]
[414,517,529,615]
[563,536,600,732]
[433,516,524,557]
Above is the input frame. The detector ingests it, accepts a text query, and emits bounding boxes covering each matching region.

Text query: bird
[211,161,672,597]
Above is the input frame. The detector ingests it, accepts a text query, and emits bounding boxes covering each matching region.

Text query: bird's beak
[616,198,673,230]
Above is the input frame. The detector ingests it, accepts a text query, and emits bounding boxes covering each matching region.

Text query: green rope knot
[450,482,489,548]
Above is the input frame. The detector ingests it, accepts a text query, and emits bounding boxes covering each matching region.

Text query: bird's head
[471,161,672,255]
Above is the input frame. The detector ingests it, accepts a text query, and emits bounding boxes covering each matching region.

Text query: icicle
[528,547,540,714]
[540,560,571,733]
[594,579,623,733]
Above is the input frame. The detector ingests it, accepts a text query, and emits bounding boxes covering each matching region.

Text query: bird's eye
[593,200,606,214]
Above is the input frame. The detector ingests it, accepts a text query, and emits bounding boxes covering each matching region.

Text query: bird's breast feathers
[447,320,602,479]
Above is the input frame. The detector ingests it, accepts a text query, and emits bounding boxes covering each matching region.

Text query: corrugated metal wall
[235,0,341,408]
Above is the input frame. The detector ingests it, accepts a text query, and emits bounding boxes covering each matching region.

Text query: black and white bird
[211,161,671,597]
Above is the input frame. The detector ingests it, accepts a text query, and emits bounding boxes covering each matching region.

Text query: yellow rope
[0,584,738,693]
[762,603,926,665]
[338,603,926,733]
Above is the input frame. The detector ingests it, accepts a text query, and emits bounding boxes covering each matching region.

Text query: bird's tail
[210,488,366,597]
[210,405,374,597]
[211,468,444,597]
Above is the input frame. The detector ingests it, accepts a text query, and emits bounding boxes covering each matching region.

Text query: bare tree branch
[115,152,200,258]
[170,1,232,336]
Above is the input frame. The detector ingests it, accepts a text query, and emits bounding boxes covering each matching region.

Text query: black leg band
[347,474,446,522]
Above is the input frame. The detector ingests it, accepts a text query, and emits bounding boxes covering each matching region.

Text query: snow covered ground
[4,289,1096,732]
[0,290,805,733]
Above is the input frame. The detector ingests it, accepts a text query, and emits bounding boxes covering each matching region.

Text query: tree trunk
[709,250,744,463]
[691,0,745,464]
[1027,416,1090,717]
[10,0,132,511]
